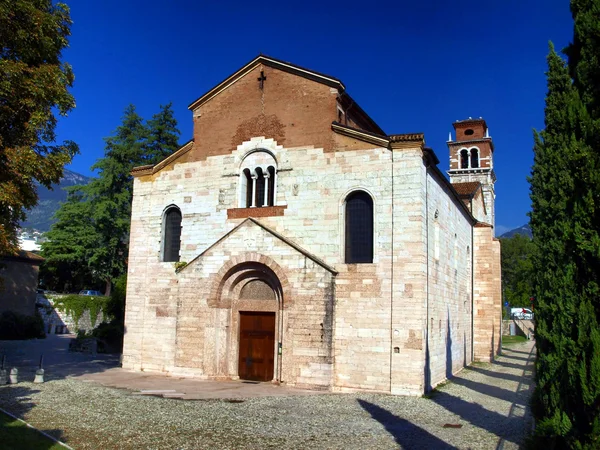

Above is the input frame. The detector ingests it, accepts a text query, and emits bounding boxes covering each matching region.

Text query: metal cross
[257,70,267,90]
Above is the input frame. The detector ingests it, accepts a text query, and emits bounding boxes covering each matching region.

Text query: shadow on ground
[0,334,119,382]
[0,334,119,448]
[358,399,457,449]
[0,385,68,448]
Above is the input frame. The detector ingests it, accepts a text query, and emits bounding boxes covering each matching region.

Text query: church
[122,55,501,396]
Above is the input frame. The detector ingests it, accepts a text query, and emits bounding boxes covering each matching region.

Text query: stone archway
[209,255,288,382]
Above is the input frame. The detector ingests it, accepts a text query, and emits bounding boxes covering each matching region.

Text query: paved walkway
[0,334,320,398]
[0,334,118,380]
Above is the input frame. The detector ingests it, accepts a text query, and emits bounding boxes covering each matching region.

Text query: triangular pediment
[188,55,345,111]
[180,218,337,275]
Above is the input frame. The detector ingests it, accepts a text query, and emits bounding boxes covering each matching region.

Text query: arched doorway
[213,260,285,382]
[238,280,276,381]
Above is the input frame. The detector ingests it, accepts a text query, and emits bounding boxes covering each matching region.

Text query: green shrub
[92,321,124,353]
[0,311,46,340]
[105,274,126,324]
[51,294,109,326]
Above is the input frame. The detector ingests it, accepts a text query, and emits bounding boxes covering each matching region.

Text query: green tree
[85,105,148,295]
[42,103,180,295]
[499,234,534,308]
[530,36,600,448]
[85,104,180,294]
[0,1,78,255]
[40,187,100,292]
[146,102,180,164]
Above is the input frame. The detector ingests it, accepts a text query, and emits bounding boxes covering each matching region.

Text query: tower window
[162,207,182,262]
[470,148,479,168]
[345,191,374,263]
[464,129,474,136]
[460,150,469,169]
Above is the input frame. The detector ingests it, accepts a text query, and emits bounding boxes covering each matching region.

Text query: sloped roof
[1,250,44,264]
[452,181,481,198]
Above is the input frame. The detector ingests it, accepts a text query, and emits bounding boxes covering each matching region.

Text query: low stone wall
[36,294,104,334]
[502,319,535,339]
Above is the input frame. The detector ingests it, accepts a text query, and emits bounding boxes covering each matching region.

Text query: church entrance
[238,312,275,381]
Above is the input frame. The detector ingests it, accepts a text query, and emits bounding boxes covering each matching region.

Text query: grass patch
[0,411,64,450]
[423,379,452,399]
[502,335,528,345]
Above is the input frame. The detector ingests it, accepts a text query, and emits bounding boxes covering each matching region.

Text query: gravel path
[0,340,535,449]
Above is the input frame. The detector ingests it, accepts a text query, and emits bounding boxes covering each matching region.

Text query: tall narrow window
[267,166,275,206]
[345,191,374,263]
[470,149,479,168]
[163,207,182,262]
[243,169,253,207]
[255,167,265,207]
[460,150,469,169]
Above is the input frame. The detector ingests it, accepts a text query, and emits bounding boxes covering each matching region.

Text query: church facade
[122,55,501,395]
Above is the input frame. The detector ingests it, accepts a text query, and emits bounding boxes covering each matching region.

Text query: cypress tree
[530,36,600,449]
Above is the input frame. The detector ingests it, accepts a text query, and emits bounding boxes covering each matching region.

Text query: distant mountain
[500,224,532,239]
[20,169,92,232]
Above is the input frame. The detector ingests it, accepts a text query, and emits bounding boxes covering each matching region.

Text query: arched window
[470,148,479,168]
[267,166,276,206]
[460,149,469,169]
[243,169,252,208]
[255,167,265,207]
[239,151,277,208]
[162,207,182,262]
[345,191,373,263]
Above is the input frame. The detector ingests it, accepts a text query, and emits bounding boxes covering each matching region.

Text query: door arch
[212,259,286,382]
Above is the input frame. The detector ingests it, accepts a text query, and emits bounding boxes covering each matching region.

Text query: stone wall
[124,137,396,390]
[472,225,502,361]
[425,170,474,390]
[38,295,104,334]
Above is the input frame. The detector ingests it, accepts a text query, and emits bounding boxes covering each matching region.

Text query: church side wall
[472,226,502,362]
[122,181,179,372]
[389,146,428,396]
[425,172,474,390]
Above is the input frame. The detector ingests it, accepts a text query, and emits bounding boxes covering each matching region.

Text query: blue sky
[55,0,573,235]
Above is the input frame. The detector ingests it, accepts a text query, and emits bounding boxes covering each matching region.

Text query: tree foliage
[41,104,180,294]
[0,1,78,255]
[499,234,534,308]
[530,1,600,445]
[40,187,100,292]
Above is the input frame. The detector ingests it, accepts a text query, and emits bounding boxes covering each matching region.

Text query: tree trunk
[104,279,112,297]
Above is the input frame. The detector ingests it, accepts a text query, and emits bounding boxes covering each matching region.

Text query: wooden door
[238,312,275,381]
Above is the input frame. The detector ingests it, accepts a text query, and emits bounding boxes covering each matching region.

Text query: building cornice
[331,122,389,147]
[131,140,194,177]
[389,133,425,150]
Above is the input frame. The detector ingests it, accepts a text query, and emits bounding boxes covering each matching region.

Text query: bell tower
[447,118,496,227]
